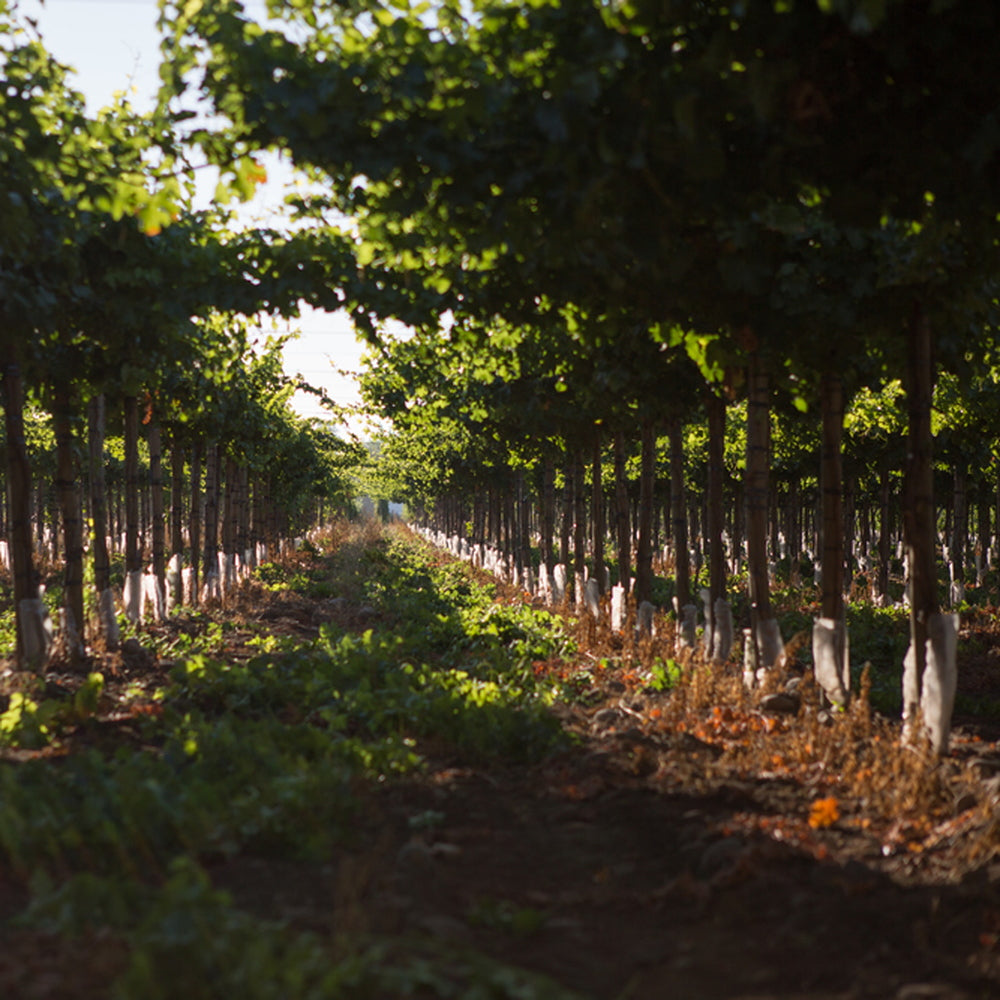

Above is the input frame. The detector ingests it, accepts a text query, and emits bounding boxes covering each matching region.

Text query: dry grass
[533,584,998,872]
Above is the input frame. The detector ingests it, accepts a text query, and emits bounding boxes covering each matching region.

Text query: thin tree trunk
[251,474,265,564]
[3,355,42,668]
[518,471,532,589]
[148,420,166,618]
[88,395,118,649]
[668,418,690,608]
[222,453,237,595]
[189,442,202,604]
[591,431,606,593]
[238,463,250,567]
[819,373,845,622]
[952,462,967,595]
[903,305,938,715]
[812,371,853,706]
[540,457,556,581]
[613,431,631,596]
[53,387,85,655]
[634,421,656,605]
[976,488,989,583]
[745,355,775,666]
[123,395,143,622]
[878,460,891,603]
[572,451,586,605]
[706,394,727,611]
[503,486,515,573]
[169,434,185,606]
[843,471,855,587]
[788,480,802,585]
[559,457,572,568]
[203,442,220,592]
[124,396,142,575]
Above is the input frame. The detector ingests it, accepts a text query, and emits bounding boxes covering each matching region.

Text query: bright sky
[18,0,367,430]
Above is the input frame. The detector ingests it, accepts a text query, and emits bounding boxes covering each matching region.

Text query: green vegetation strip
[0,532,579,1000]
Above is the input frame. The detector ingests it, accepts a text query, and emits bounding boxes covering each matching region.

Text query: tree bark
[843,471,856,586]
[238,463,250,566]
[613,431,631,596]
[169,434,185,605]
[745,355,774,646]
[951,462,967,593]
[706,394,727,610]
[540,457,556,582]
[87,396,113,619]
[53,387,85,653]
[123,396,142,575]
[634,421,656,605]
[878,460,891,604]
[819,372,845,622]
[518,471,532,589]
[591,432,606,593]
[188,442,202,603]
[222,453,237,587]
[148,419,166,617]
[202,442,220,591]
[903,305,938,714]
[3,355,41,667]
[572,451,587,605]
[668,418,690,608]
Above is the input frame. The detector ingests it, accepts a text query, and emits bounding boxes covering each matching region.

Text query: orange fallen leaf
[808,796,841,829]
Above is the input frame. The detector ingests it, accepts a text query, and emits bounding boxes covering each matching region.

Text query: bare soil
[1,553,1000,1000]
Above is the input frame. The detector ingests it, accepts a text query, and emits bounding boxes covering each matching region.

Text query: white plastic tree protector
[637,600,656,636]
[756,617,785,671]
[700,588,713,658]
[536,565,551,603]
[903,612,958,754]
[610,584,626,633]
[672,595,696,650]
[143,574,165,622]
[552,564,567,605]
[98,588,120,651]
[742,628,778,689]
[19,597,53,668]
[201,572,221,603]
[742,628,756,689]
[584,578,601,619]
[123,570,144,623]
[166,553,183,612]
[712,598,733,662]
[215,552,228,597]
[59,606,83,660]
[813,616,850,707]
[678,603,698,651]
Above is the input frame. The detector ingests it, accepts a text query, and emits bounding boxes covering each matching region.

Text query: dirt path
[313,730,1000,1000]
[202,679,1000,1000]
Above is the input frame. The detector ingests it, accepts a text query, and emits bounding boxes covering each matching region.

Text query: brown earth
[1,547,1000,999]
